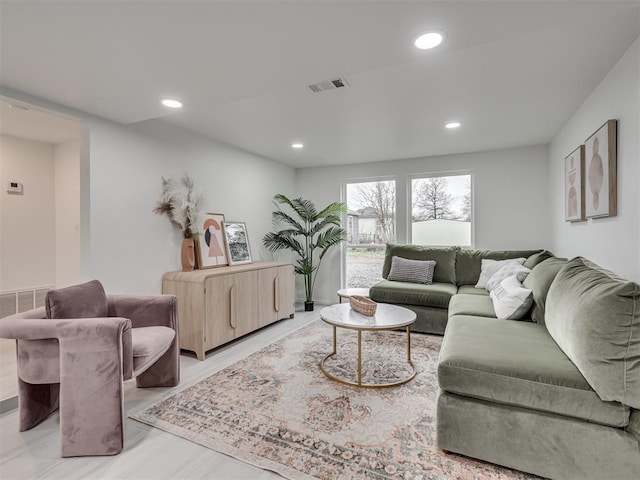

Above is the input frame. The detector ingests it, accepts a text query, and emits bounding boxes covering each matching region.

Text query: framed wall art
[564,145,585,222]
[222,221,253,265]
[585,119,617,218]
[197,213,228,268]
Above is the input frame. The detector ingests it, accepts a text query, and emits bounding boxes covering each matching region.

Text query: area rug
[131,320,537,480]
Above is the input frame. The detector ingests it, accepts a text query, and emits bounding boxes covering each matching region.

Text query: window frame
[341,176,398,289]
[407,170,474,248]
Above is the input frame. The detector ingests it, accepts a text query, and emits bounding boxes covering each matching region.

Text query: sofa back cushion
[455,249,542,286]
[523,249,555,269]
[522,257,568,325]
[45,279,108,319]
[387,256,436,284]
[382,244,457,284]
[545,257,640,409]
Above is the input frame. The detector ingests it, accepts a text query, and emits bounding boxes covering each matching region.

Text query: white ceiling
[1,1,638,167]
[0,100,80,144]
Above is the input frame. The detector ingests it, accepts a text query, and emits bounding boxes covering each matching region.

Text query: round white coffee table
[319,303,417,388]
[336,287,370,303]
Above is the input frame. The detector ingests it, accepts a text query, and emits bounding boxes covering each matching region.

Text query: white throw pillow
[475,258,526,289]
[486,264,531,292]
[490,275,533,320]
[387,256,436,284]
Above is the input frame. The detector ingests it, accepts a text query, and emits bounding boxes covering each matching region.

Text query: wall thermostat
[7,181,23,194]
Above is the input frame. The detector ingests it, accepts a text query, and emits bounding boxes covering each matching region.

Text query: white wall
[549,38,639,282]
[1,89,298,296]
[296,144,551,304]
[54,140,81,288]
[0,135,56,291]
[84,117,296,294]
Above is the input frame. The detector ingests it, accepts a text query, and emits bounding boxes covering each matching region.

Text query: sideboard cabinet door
[163,262,294,360]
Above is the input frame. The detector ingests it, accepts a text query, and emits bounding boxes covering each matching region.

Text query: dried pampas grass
[154,174,203,238]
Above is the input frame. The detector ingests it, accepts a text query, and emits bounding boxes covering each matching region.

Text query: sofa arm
[107,294,177,330]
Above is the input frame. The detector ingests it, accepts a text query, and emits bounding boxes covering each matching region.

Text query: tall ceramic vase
[181,237,196,272]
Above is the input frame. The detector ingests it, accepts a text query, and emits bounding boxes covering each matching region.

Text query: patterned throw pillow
[490,275,533,320]
[486,264,531,292]
[387,256,436,284]
[475,258,526,289]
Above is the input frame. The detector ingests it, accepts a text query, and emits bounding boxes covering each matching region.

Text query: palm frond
[309,215,342,236]
[315,201,347,221]
[272,210,304,232]
[263,232,304,256]
[273,194,315,223]
[314,226,347,259]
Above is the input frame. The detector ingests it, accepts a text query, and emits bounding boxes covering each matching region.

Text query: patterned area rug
[131,320,536,479]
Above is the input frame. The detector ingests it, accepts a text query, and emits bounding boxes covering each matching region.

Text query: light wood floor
[0,308,320,480]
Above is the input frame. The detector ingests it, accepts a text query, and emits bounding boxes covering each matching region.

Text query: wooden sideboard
[162,262,295,360]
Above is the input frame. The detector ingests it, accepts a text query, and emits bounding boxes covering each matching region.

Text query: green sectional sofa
[369,244,551,334]
[370,244,640,478]
[437,256,640,479]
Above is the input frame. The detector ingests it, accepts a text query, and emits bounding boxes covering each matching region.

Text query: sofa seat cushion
[448,294,496,319]
[456,285,489,296]
[438,316,630,427]
[370,280,457,309]
[131,326,175,376]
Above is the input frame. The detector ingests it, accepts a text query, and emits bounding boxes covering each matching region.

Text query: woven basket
[349,295,377,316]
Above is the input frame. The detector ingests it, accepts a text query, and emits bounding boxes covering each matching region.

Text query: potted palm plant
[263,194,347,311]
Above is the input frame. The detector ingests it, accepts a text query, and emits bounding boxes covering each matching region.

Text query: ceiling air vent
[308,77,350,93]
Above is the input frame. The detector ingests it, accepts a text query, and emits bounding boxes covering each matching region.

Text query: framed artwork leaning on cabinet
[197,213,228,268]
[223,221,253,265]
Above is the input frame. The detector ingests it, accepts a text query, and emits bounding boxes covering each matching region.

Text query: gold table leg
[319,324,417,389]
[357,330,362,386]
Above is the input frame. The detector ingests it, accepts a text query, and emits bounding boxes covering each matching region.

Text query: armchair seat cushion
[131,326,176,376]
[438,316,630,427]
[370,280,457,309]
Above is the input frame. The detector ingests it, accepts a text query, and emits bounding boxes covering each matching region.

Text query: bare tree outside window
[345,180,396,288]
[413,177,456,221]
[354,181,395,243]
[460,177,472,222]
[411,174,472,246]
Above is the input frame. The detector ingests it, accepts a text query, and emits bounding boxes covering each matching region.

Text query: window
[344,179,396,288]
[410,173,472,247]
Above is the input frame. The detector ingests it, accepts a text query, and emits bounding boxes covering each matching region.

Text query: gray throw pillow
[387,256,436,284]
[45,279,108,319]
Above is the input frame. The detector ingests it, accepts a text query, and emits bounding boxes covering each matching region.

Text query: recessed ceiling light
[161,99,183,109]
[445,122,462,129]
[414,31,444,50]
[291,143,304,149]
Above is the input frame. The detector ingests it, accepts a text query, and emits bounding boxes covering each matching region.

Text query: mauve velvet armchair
[0,280,180,457]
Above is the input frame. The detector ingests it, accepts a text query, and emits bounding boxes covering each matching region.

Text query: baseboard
[0,395,18,414]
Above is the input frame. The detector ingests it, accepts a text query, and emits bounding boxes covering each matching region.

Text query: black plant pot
[304,301,314,312]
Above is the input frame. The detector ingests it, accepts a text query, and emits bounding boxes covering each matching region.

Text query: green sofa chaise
[438,255,640,479]
[371,245,640,479]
